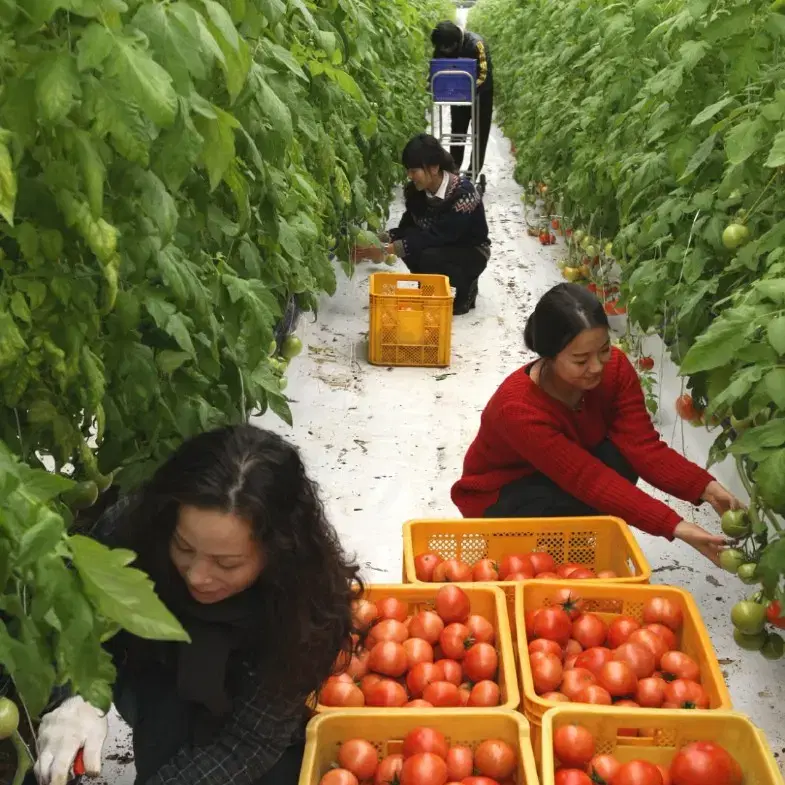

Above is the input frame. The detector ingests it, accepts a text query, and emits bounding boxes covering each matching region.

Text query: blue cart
[429,57,486,196]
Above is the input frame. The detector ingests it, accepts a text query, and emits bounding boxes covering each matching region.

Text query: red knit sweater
[451,349,714,538]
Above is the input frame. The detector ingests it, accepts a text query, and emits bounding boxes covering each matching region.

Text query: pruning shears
[72,748,85,783]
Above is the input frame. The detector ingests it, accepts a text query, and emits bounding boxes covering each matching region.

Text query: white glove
[34,696,108,785]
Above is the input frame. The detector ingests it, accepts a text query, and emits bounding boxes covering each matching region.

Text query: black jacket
[434,30,493,93]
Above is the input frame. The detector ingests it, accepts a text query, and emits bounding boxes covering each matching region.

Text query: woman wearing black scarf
[32,424,362,785]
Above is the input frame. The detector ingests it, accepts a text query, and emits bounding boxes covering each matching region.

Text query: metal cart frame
[430,68,486,196]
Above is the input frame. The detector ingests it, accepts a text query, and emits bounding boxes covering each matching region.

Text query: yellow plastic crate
[300,710,540,785]
[368,273,453,367]
[541,706,784,785]
[515,580,733,740]
[402,518,652,632]
[314,583,519,712]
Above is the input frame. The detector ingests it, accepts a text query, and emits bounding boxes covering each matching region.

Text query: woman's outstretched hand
[701,480,743,516]
[674,521,729,566]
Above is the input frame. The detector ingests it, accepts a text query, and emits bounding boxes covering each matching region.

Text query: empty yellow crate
[369,273,453,367]
[402,517,652,631]
[300,710,540,785]
[515,581,732,728]
[314,583,519,712]
[541,706,783,785]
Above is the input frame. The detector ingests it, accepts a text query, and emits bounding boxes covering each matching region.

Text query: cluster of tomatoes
[320,587,502,708]
[320,728,517,785]
[552,724,742,785]
[414,551,618,583]
[539,231,557,246]
[525,590,711,713]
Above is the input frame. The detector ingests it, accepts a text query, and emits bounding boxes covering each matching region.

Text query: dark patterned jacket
[390,173,490,259]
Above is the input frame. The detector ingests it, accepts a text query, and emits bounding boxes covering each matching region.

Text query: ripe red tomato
[766,599,785,629]
[660,651,699,682]
[606,616,640,648]
[472,559,500,581]
[536,572,560,580]
[321,769,360,785]
[400,753,448,785]
[499,554,534,579]
[533,607,573,645]
[353,600,379,629]
[368,641,408,677]
[433,559,473,583]
[463,642,498,682]
[644,624,678,650]
[663,679,709,709]
[466,615,496,644]
[435,586,471,623]
[636,357,654,371]
[531,652,563,694]
[614,761,663,785]
[403,727,449,760]
[571,614,607,649]
[597,661,638,697]
[670,742,742,785]
[463,778,500,785]
[403,638,434,669]
[422,681,461,707]
[575,684,612,705]
[345,650,370,680]
[555,770,593,785]
[474,739,516,780]
[445,746,473,780]
[320,676,365,707]
[553,724,595,768]
[614,642,655,679]
[627,629,667,667]
[635,677,666,708]
[529,552,556,575]
[440,623,472,660]
[556,563,584,579]
[524,610,540,639]
[675,394,700,423]
[541,691,570,703]
[564,639,583,657]
[406,662,445,698]
[574,647,613,676]
[376,756,404,785]
[363,679,407,707]
[409,612,445,644]
[560,668,596,700]
[367,619,409,647]
[457,683,471,707]
[589,755,621,785]
[439,659,463,685]
[529,639,562,658]
[552,589,584,619]
[569,568,596,579]
[468,680,501,706]
[415,553,443,582]
[377,597,409,623]
[338,739,379,780]
[643,597,683,631]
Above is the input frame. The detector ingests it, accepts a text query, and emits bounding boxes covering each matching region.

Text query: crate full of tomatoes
[299,711,539,785]
[316,585,519,711]
[541,705,784,785]
[515,581,731,726]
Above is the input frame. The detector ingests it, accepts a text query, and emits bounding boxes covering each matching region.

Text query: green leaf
[730,420,785,454]
[156,349,191,374]
[679,133,716,180]
[35,52,81,125]
[0,129,17,225]
[768,315,785,355]
[72,129,106,218]
[765,369,785,409]
[765,130,785,169]
[69,535,190,641]
[679,315,753,373]
[153,100,204,191]
[18,467,73,502]
[690,97,734,126]
[164,313,196,356]
[331,68,364,102]
[195,105,239,190]
[77,23,114,72]
[261,40,307,81]
[725,118,765,166]
[104,35,178,128]
[10,291,30,323]
[268,391,293,426]
[16,508,64,570]
[757,535,785,589]
[198,0,250,101]
[255,73,293,142]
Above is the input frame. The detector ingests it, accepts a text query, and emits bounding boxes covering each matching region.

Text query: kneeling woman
[381,134,490,315]
[452,283,740,566]
[34,425,360,785]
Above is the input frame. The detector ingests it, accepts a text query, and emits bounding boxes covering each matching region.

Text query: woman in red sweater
[452,283,741,565]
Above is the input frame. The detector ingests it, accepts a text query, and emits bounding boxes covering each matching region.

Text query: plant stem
[745,170,779,223]
[11,730,33,785]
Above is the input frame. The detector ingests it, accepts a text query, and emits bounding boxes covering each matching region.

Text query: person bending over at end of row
[32,424,361,785]
[452,283,741,566]
[379,134,490,315]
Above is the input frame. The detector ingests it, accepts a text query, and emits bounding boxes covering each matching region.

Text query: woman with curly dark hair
[32,424,362,785]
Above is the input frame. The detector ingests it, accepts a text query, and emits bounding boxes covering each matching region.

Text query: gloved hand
[34,696,108,785]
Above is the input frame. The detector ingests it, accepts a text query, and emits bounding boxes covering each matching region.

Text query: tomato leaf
[730,421,785,454]
[690,97,734,126]
[765,130,785,169]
